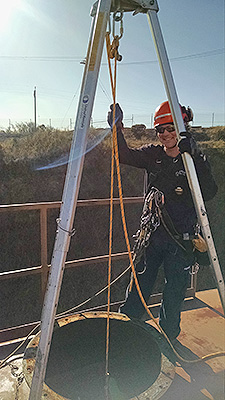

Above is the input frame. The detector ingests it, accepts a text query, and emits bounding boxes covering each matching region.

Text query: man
[107,101,217,341]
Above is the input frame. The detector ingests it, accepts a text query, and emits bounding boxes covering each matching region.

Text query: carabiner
[112,11,124,39]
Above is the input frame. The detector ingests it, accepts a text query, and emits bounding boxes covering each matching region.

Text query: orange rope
[105,32,117,399]
[106,30,163,335]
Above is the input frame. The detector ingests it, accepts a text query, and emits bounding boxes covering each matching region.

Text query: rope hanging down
[106,26,176,366]
[105,29,118,400]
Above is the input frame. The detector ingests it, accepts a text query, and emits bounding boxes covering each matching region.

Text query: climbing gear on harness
[133,187,164,263]
[159,207,209,265]
[175,186,183,195]
[128,187,164,293]
[154,101,193,127]
[189,262,200,276]
[132,183,198,261]
[134,183,207,262]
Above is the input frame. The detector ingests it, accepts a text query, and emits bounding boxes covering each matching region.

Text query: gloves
[107,103,123,130]
[181,105,194,123]
[178,133,201,158]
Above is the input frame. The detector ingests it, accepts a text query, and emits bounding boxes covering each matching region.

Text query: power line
[112,48,225,66]
[98,78,111,102]
[0,48,224,63]
[60,85,81,127]
[0,55,83,61]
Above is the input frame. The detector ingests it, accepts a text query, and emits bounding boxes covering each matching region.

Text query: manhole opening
[45,318,162,400]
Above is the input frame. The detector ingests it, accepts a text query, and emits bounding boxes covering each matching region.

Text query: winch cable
[105,29,224,365]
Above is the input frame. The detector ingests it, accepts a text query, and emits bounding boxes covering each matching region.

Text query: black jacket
[116,128,218,234]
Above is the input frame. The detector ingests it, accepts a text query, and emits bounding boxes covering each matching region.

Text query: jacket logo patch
[175,170,186,177]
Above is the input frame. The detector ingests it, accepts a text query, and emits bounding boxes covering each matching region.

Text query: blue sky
[0,0,224,129]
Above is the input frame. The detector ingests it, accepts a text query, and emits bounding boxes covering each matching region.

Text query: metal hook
[112,10,124,39]
[113,10,123,22]
[107,14,111,34]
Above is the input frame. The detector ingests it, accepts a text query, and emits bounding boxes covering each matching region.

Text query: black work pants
[119,229,194,340]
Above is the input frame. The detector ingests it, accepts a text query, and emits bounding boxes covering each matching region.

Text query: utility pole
[34,86,37,129]
[70,118,73,130]
[150,113,153,128]
[212,112,215,127]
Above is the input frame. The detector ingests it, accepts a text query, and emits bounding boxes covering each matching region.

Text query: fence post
[40,206,49,302]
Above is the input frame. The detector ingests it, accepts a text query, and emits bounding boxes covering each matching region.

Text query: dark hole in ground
[45,317,162,400]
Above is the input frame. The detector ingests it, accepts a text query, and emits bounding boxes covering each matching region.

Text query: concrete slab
[0,357,29,400]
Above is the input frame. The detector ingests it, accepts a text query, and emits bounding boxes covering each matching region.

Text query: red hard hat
[154,101,193,127]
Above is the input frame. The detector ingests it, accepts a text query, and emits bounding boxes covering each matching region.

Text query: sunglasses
[156,124,175,134]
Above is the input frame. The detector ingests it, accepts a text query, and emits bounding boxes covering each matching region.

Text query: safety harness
[133,186,209,268]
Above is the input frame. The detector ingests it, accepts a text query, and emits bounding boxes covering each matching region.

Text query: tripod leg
[147,9,225,313]
[28,1,112,399]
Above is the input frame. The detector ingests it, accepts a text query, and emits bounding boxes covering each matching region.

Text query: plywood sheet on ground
[158,289,225,400]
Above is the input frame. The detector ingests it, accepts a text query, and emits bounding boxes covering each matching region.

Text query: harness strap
[134,187,197,258]
[158,208,187,252]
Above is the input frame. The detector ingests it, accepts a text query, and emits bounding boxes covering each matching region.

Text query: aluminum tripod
[28,1,225,399]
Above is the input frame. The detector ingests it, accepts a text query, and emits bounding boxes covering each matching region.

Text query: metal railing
[0,198,145,298]
[0,197,197,342]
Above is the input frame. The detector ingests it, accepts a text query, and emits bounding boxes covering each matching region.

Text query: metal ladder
[28,1,225,399]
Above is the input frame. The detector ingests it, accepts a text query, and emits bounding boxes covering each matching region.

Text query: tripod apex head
[91,0,159,17]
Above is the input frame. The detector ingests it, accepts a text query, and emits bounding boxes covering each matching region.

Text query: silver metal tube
[28,1,111,399]
[147,9,225,312]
